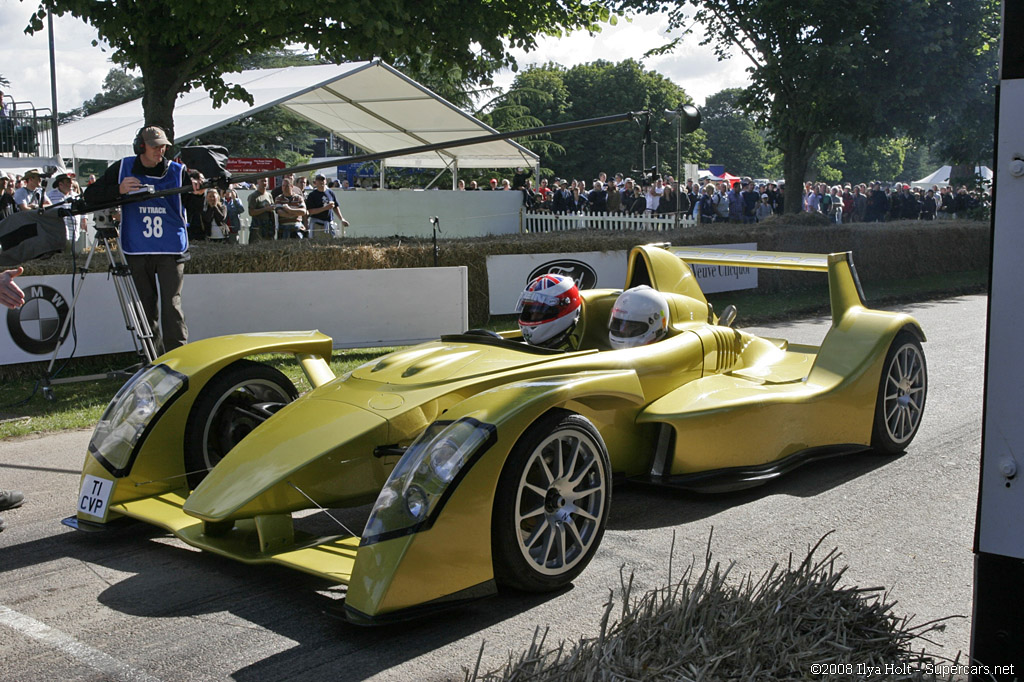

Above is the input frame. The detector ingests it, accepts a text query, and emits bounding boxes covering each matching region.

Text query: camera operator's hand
[119,177,143,194]
[1,267,25,310]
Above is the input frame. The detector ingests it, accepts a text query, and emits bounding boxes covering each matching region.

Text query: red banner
[226,157,286,187]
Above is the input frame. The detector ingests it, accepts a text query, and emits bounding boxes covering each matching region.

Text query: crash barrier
[14,219,989,338]
[0,105,54,157]
[235,188,523,239]
[0,266,468,365]
[525,211,698,232]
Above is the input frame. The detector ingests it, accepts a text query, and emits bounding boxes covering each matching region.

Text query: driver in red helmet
[516,273,582,349]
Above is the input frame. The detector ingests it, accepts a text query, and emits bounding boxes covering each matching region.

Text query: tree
[929,0,999,187]
[627,0,990,212]
[701,88,775,178]
[28,0,612,142]
[494,60,709,182]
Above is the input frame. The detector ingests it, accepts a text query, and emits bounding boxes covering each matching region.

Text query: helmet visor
[518,300,566,323]
[608,315,650,338]
[516,290,570,322]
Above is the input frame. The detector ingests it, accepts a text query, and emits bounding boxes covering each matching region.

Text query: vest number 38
[142,215,163,238]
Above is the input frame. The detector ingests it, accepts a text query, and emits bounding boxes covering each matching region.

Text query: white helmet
[517,274,582,347]
[608,285,670,349]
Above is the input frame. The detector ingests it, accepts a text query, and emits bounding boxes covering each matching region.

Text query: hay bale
[19,219,988,327]
[467,534,959,682]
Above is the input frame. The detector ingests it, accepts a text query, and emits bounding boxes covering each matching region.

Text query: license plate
[77,475,114,520]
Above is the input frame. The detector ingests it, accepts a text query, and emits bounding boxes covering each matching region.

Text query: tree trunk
[781,130,813,214]
[141,65,184,143]
[949,163,975,189]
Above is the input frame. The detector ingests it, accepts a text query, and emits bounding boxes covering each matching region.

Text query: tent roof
[911,165,993,188]
[57,61,539,169]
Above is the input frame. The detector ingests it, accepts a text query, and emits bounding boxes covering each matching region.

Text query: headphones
[133,125,169,155]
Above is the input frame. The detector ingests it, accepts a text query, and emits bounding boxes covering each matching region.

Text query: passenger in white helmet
[608,285,670,349]
[516,273,582,348]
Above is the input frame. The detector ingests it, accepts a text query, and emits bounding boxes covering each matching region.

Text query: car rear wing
[662,246,866,323]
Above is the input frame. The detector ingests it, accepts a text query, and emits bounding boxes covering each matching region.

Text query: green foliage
[821,136,912,185]
[624,0,992,212]
[30,0,612,139]
[929,0,998,167]
[702,88,774,177]
[493,60,709,182]
[810,141,844,185]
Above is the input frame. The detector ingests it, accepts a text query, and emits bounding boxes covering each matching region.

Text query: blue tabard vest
[117,157,188,255]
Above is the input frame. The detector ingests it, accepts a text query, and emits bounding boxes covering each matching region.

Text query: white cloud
[0,1,112,112]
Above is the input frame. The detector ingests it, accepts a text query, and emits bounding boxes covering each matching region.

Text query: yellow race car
[66,245,927,624]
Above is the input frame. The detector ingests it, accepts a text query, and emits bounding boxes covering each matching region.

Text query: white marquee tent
[912,165,993,188]
[57,60,539,176]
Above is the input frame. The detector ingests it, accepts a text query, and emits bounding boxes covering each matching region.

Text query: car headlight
[89,364,187,476]
[362,417,496,545]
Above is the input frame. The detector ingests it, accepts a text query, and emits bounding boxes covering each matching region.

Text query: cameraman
[84,126,203,353]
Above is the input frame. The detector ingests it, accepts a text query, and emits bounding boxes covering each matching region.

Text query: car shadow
[607,449,901,532]
[0,450,898,680]
[0,519,567,681]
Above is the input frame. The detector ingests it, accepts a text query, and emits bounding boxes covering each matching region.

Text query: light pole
[48,12,59,156]
[667,105,701,231]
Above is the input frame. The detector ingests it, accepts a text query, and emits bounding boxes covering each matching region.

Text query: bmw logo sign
[6,284,70,354]
[528,260,599,290]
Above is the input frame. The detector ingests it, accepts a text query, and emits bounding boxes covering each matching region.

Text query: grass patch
[467,533,962,681]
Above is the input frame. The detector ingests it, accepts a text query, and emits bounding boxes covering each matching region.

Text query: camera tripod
[40,220,157,400]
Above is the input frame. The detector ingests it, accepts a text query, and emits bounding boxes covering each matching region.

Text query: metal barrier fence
[524,210,698,233]
[1,99,55,158]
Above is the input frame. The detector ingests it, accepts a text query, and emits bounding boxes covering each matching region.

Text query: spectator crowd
[464,167,991,225]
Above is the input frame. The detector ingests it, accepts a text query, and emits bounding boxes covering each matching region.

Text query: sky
[0,2,751,115]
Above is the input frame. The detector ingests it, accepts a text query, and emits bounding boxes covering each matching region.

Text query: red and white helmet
[608,285,670,349]
[516,274,582,347]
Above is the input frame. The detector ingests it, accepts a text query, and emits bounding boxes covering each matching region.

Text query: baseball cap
[23,169,40,179]
[141,126,171,147]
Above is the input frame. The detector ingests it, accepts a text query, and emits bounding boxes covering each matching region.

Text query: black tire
[184,360,298,488]
[492,411,611,592]
[871,331,927,454]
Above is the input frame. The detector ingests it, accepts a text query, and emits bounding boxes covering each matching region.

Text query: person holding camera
[84,126,203,354]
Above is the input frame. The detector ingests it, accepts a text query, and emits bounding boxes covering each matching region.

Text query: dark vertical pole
[971,1,1024,679]
[47,12,59,156]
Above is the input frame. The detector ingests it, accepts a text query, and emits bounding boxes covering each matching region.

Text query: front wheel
[492,412,611,592]
[871,331,927,454]
[184,360,298,488]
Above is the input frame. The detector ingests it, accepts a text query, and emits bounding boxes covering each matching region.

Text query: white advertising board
[486,243,757,315]
[1,266,468,365]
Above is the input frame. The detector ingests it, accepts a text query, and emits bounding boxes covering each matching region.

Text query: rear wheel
[492,412,611,592]
[871,331,927,454]
[184,360,298,488]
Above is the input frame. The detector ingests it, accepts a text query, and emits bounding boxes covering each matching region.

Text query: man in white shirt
[46,173,82,243]
[13,170,51,212]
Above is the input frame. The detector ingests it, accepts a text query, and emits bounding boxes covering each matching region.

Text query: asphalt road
[0,295,986,681]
